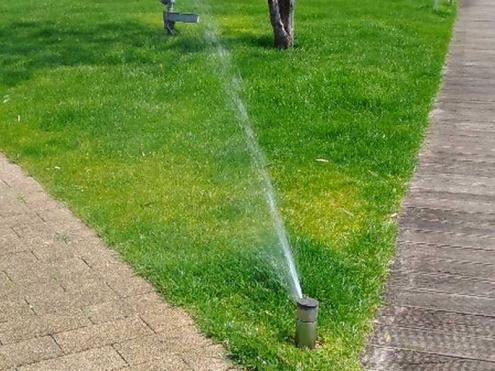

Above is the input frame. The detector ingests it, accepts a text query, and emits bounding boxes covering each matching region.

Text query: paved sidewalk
[0,155,234,370]
[362,0,495,370]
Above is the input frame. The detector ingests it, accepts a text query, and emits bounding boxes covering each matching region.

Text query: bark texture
[268,0,295,48]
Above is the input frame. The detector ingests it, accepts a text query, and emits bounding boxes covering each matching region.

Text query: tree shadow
[0,19,209,88]
[224,33,274,49]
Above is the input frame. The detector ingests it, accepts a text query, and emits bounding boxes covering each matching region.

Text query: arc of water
[192,2,303,300]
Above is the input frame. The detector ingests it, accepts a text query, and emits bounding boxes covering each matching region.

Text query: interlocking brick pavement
[0,154,236,370]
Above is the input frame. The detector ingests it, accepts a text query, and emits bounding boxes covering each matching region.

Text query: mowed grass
[0,0,455,369]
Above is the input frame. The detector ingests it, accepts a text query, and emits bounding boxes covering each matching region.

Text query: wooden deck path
[362,0,495,369]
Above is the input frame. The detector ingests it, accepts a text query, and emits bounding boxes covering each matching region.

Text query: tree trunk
[268,0,295,49]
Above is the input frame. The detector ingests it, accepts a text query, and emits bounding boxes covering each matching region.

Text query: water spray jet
[181,2,312,348]
[295,297,319,349]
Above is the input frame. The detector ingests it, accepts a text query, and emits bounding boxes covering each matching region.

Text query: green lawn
[0,0,455,369]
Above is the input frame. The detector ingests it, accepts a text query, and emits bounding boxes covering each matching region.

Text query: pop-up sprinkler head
[295,297,319,349]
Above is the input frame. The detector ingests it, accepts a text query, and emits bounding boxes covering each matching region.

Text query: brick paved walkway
[0,155,235,370]
[362,0,495,369]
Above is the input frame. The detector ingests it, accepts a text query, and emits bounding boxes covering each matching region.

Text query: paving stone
[0,251,38,271]
[54,316,152,353]
[2,213,41,230]
[0,335,61,369]
[182,346,233,371]
[83,299,135,324]
[0,239,31,257]
[35,207,81,225]
[116,355,190,371]
[63,275,118,297]
[82,292,178,325]
[0,309,90,344]
[9,220,59,242]
[0,280,65,303]
[114,332,213,366]
[30,241,77,262]
[69,238,121,268]
[21,191,61,212]
[94,263,154,298]
[0,164,38,191]
[27,277,118,315]
[0,271,12,291]
[0,196,28,218]
[113,335,171,366]
[104,273,155,298]
[125,292,172,313]
[139,306,195,334]
[185,357,233,371]
[0,299,34,323]
[18,346,127,371]
[0,227,21,254]
[6,256,93,287]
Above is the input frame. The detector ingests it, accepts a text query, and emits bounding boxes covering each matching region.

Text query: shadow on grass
[0,17,286,89]
[0,20,209,88]
[224,33,274,49]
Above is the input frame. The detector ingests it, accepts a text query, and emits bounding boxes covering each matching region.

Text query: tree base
[268,0,295,49]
